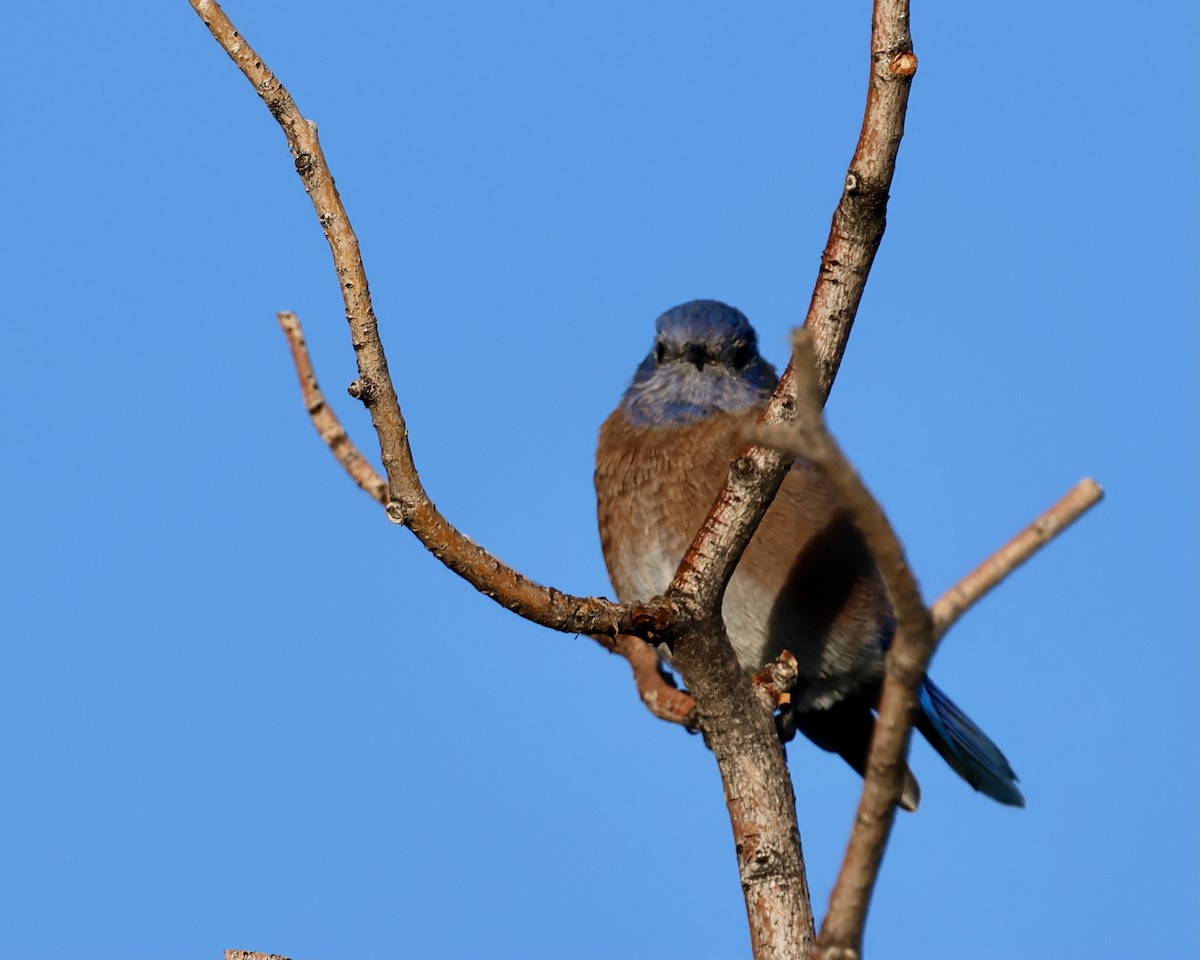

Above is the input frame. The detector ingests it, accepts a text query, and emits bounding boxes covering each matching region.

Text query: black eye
[654,341,667,364]
[731,344,751,369]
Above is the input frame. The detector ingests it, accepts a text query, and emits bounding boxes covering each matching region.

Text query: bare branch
[190,0,671,640]
[279,305,698,724]
[803,19,918,397]
[600,634,698,728]
[278,311,389,505]
[931,479,1104,639]
[673,612,817,960]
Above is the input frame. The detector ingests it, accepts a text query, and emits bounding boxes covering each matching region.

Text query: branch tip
[931,476,1104,639]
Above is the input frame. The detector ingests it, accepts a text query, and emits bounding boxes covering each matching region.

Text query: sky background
[3,2,1197,958]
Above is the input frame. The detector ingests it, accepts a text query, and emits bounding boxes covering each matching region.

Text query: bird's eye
[731,344,751,369]
[654,341,667,365]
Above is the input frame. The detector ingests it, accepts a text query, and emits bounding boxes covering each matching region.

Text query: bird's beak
[684,343,710,370]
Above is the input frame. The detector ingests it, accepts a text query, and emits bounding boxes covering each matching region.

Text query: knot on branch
[730,455,757,481]
[889,51,918,77]
[737,834,794,885]
[752,650,800,709]
[839,173,889,229]
[385,498,417,525]
[626,596,676,644]
[569,598,615,636]
[347,377,375,405]
[294,151,316,178]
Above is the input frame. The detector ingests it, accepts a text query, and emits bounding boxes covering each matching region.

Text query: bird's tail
[915,677,1025,807]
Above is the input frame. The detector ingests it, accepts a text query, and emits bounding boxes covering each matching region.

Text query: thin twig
[931,479,1104,639]
[278,312,389,505]
[190,0,670,640]
[599,634,698,728]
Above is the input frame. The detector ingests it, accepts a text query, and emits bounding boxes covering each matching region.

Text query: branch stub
[347,378,374,404]
[888,51,918,77]
[385,501,408,525]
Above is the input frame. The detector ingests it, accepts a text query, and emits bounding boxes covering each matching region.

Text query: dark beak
[684,343,710,370]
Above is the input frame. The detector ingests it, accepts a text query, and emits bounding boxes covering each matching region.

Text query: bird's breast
[595,406,889,707]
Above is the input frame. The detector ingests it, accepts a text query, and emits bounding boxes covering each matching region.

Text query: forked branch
[189,0,669,641]
[277,310,685,715]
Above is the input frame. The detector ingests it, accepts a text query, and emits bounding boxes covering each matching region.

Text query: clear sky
[3,2,1196,958]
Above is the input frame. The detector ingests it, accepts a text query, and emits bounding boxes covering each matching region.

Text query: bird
[594,299,1024,810]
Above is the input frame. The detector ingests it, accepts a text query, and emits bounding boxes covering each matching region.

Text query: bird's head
[621,300,777,426]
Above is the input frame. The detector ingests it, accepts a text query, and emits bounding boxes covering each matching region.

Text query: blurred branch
[931,479,1104,639]
[189,0,671,640]
[754,329,930,960]
[755,330,1103,960]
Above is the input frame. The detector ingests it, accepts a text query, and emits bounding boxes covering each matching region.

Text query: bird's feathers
[595,299,1023,809]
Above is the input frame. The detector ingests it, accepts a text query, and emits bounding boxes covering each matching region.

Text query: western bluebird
[595,299,1023,809]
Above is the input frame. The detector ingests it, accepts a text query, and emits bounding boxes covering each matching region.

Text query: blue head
[620,300,778,427]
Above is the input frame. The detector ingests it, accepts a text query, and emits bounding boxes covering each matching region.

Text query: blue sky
[3,2,1196,958]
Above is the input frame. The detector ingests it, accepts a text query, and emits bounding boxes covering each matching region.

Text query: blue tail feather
[916,677,1025,807]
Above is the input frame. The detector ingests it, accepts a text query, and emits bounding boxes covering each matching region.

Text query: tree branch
[804,11,918,397]
[278,311,389,505]
[604,634,698,728]
[931,478,1104,640]
[190,0,671,641]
